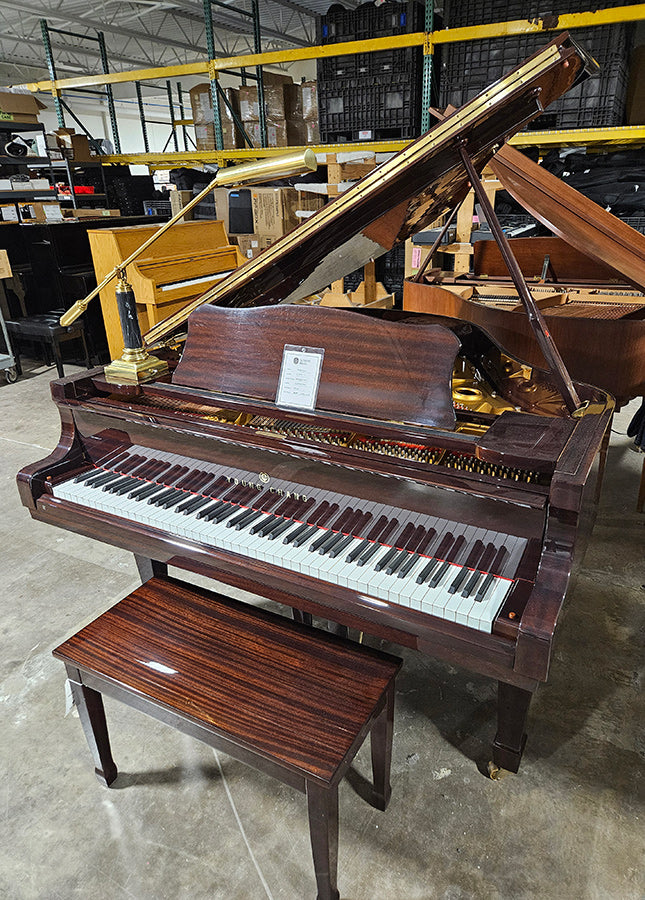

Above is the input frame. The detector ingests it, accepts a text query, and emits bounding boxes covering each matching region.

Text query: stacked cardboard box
[189,84,242,150]
[238,73,294,148]
[53,128,93,161]
[0,90,46,124]
[302,82,319,144]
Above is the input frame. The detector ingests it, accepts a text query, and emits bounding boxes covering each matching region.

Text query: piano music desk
[53,575,401,900]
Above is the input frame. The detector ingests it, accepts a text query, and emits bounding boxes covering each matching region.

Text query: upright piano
[17,34,614,775]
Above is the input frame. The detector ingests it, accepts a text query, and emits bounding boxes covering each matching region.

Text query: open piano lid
[143,33,597,348]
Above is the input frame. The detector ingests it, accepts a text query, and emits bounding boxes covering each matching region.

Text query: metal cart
[0,307,18,383]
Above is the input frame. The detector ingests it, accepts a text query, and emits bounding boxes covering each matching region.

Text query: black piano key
[386,525,425,574]
[283,522,311,544]
[474,572,496,602]
[73,467,98,483]
[227,505,255,528]
[448,566,470,594]
[293,523,323,548]
[178,495,213,515]
[460,543,498,598]
[86,470,122,488]
[197,501,225,520]
[461,569,483,598]
[103,475,137,493]
[328,534,354,559]
[356,541,382,567]
[230,508,263,530]
[148,487,180,506]
[346,539,369,563]
[211,503,240,524]
[266,518,296,541]
[158,490,189,509]
[398,550,422,579]
[386,548,410,576]
[416,557,440,584]
[309,508,349,552]
[374,546,400,572]
[127,481,162,500]
[428,559,451,589]
[319,531,346,556]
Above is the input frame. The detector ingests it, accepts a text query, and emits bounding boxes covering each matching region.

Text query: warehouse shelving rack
[15,2,645,166]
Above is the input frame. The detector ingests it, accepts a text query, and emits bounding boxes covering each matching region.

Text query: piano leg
[491,681,533,775]
[134,555,168,584]
[292,609,313,626]
[65,664,118,787]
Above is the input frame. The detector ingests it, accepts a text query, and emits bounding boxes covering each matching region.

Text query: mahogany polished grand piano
[18,34,614,775]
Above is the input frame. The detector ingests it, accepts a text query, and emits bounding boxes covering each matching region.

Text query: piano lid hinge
[571,400,606,418]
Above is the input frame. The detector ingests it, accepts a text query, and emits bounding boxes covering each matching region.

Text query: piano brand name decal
[224,475,307,501]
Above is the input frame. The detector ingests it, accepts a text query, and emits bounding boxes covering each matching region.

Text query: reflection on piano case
[18,33,614,776]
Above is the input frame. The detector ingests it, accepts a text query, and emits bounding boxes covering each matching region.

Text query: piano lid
[143,33,597,348]
[489,143,645,294]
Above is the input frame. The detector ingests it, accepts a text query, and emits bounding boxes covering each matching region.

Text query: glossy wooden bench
[53,575,401,900]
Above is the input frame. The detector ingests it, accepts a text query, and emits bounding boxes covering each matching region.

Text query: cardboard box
[233,234,274,259]
[28,202,63,222]
[0,90,46,123]
[0,178,12,191]
[305,120,320,144]
[234,233,274,260]
[284,83,303,119]
[170,189,194,221]
[0,204,19,221]
[250,186,314,237]
[239,73,293,122]
[61,208,121,219]
[0,248,12,279]
[286,117,308,146]
[195,121,239,151]
[242,120,288,148]
[29,178,52,190]
[301,82,318,121]
[54,129,92,161]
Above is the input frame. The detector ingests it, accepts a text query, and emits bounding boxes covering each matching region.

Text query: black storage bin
[317,1,425,142]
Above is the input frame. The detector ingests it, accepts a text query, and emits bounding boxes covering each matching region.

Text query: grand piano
[17,35,614,776]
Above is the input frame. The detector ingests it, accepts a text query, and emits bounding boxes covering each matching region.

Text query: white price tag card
[276,344,324,411]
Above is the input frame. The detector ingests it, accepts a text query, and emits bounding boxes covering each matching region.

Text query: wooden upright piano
[88,220,243,359]
[18,34,613,775]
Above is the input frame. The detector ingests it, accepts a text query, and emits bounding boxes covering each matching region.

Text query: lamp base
[104,347,169,385]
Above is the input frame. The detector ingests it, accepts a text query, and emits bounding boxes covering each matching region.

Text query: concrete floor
[1,358,643,900]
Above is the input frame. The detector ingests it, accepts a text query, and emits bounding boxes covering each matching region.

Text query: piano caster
[487,761,511,781]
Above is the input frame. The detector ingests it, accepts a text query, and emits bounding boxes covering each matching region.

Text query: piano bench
[53,575,401,900]
[5,311,92,378]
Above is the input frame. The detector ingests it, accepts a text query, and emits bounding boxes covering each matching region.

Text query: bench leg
[134,554,168,584]
[306,781,340,900]
[52,338,65,378]
[370,681,395,811]
[66,665,118,787]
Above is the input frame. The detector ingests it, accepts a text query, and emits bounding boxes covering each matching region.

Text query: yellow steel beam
[18,5,645,93]
[508,125,645,147]
[98,127,645,168]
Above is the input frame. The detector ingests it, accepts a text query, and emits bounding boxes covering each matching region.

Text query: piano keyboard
[52,446,528,633]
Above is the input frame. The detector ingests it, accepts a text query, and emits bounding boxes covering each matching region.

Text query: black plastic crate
[443,0,629,28]
[318,45,421,81]
[317,1,425,44]
[319,71,422,140]
[438,25,632,129]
